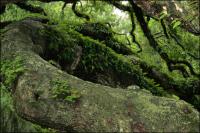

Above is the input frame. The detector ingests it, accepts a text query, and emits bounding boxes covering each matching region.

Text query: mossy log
[1,19,199,132]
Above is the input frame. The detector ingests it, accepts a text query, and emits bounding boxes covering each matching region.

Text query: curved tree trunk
[1,19,199,132]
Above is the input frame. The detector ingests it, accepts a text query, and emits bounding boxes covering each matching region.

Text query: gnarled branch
[128,0,199,78]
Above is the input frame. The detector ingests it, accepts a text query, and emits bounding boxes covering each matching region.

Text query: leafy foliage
[171,19,181,29]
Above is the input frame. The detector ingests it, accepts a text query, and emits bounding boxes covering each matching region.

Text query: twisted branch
[72,0,90,21]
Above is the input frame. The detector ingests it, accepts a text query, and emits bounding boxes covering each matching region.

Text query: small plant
[1,56,25,89]
[171,19,182,29]
[144,77,168,96]
[51,80,81,103]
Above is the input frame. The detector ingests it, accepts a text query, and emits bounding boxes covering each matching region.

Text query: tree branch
[16,2,46,15]
[128,0,199,78]
[72,0,90,21]
[160,19,169,39]
[129,12,142,53]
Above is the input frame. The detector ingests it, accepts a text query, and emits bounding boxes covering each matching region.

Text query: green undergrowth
[0,83,56,132]
[51,80,81,103]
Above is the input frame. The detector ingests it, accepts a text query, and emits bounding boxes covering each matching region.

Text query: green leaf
[172,21,181,29]
[159,11,169,19]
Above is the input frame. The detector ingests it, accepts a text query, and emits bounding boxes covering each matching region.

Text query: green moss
[75,22,113,41]
[74,31,149,87]
[1,56,25,89]
[51,80,81,103]
[53,26,137,74]
[79,34,137,73]
[41,25,137,75]
[41,26,77,63]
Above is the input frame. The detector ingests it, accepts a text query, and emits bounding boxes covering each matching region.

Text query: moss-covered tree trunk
[1,19,199,132]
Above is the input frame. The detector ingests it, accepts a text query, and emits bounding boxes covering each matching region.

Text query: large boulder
[1,19,199,132]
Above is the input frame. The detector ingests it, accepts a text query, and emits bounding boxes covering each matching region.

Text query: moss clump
[78,35,138,73]
[42,26,77,64]
[51,80,81,103]
[1,56,25,90]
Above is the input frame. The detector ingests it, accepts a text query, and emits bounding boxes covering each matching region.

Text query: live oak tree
[0,0,199,132]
